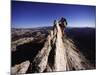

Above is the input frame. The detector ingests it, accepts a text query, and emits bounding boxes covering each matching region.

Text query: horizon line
[11,25,96,28]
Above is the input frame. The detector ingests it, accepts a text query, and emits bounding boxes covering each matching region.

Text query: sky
[11,1,96,28]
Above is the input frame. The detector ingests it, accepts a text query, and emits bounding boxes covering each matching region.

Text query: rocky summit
[11,18,94,74]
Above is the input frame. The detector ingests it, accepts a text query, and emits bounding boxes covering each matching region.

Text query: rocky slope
[11,19,94,74]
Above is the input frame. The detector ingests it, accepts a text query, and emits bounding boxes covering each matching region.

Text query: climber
[59,17,68,35]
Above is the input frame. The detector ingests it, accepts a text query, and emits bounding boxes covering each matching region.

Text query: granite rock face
[11,60,30,74]
[11,18,93,74]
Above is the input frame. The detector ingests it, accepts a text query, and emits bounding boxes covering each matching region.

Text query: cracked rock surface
[11,18,95,74]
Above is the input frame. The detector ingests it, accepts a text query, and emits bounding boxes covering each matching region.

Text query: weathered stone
[11,60,30,75]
